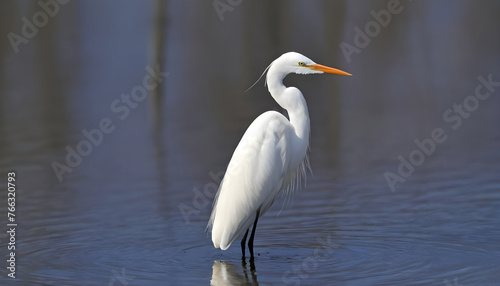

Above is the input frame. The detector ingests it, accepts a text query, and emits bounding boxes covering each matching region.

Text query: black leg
[241,229,249,259]
[249,257,256,273]
[248,210,260,260]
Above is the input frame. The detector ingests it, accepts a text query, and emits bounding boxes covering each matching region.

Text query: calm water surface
[1,1,500,285]
[3,146,500,285]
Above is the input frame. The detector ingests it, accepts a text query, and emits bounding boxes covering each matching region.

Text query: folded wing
[208,111,293,250]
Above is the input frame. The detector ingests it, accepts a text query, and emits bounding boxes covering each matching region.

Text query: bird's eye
[298,62,306,67]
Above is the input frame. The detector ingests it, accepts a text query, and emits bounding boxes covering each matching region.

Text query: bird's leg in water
[242,256,257,281]
[249,257,256,272]
[248,210,260,260]
[241,229,249,259]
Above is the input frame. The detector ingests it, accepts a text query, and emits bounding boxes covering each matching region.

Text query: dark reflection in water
[1,1,500,285]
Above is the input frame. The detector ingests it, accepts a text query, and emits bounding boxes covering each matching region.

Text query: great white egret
[207,52,351,259]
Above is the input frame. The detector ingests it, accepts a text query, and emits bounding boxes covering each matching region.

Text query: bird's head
[247,52,351,92]
[276,52,352,76]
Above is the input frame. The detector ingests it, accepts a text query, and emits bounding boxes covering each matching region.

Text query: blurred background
[1,0,499,285]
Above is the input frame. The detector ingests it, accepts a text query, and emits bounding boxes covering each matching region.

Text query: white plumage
[207,52,351,256]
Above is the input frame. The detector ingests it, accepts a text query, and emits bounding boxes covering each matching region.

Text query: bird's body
[210,110,307,250]
[208,52,350,258]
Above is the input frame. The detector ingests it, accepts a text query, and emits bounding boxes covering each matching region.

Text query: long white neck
[266,64,310,167]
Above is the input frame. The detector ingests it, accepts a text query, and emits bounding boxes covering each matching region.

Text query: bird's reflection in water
[210,259,259,286]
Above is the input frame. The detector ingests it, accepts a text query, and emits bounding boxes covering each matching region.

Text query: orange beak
[310,64,352,76]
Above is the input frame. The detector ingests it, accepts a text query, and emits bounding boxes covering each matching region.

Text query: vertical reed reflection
[151,0,168,190]
[320,1,347,168]
[35,0,67,151]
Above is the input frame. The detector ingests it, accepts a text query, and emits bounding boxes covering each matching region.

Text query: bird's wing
[209,111,293,250]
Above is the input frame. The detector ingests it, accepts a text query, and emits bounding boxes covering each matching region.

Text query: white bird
[207,52,351,259]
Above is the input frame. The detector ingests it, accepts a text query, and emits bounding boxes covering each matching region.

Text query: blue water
[1,1,500,285]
